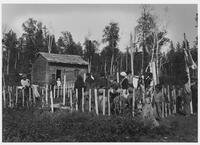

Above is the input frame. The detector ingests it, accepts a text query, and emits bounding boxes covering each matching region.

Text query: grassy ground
[2,108,197,142]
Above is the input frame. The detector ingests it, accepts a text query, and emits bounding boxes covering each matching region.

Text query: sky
[2,4,197,52]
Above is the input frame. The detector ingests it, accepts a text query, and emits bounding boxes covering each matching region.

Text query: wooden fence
[2,84,178,118]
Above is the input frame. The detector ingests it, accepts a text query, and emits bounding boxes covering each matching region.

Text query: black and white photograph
[1,2,198,142]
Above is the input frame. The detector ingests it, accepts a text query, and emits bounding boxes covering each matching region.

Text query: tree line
[2,6,197,86]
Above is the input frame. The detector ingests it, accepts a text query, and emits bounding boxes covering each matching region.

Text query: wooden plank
[45,84,48,104]
[173,87,177,114]
[22,88,25,107]
[94,89,99,115]
[89,89,92,112]
[29,87,32,103]
[132,88,135,117]
[53,86,56,99]
[108,89,110,116]
[50,90,54,113]
[75,89,78,111]
[58,86,60,98]
[3,86,6,108]
[162,102,165,118]
[117,72,119,83]
[168,85,171,115]
[161,87,164,118]
[70,89,73,112]
[8,86,12,108]
[15,87,18,106]
[103,89,105,115]
[82,88,84,112]
[42,88,44,108]
[63,75,66,105]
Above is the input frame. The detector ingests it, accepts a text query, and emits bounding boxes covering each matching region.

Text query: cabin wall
[31,56,48,86]
[47,64,87,84]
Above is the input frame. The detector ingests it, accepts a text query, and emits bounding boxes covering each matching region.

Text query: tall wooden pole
[50,90,53,113]
[70,89,73,112]
[184,33,193,114]
[126,47,128,72]
[89,89,92,112]
[75,89,78,111]
[103,89,106,115]
[45,84,48,104]
[108,89,111,116]
[63,75,66,105]
[94,89,99,115]
[82,88,84,112]
[15,87,18,106]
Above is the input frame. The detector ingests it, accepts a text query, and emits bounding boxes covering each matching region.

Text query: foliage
[57,31,83,55]
[135,5,169,74]
[3,109,175,142]
[102,22,120,75]
[2,30,18,75]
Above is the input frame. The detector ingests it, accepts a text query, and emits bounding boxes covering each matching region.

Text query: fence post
[50,90,54,113]
[108,89,111,116]
[173,87,177,114]
[57,86,60,98]
[75,89,78,111]
[70,89,73,112]
[41,88,44,108]
[53,86,56,99]
[3,86,6,108]
[89,89,92,112]
[8,86,12,108]
[164,87,168,117]
[168,85,171,116]
[15,87,18,106]
[161,87,164,118]
[45,84,48,104]
[132,88,135,117]
[117,72,119,83]
[82,88,84,112]
[63,75,66,105]
[94,89,99,115]
[103,89,106,115]
[22,88,25,107]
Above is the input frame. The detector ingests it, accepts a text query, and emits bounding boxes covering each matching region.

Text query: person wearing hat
[153,84,163,120]
[120,71,129,99]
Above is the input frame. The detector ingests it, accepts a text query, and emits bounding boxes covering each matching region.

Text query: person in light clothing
[153,84,163,120]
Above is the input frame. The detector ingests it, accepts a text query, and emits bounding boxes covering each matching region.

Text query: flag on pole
[184,49,197,70]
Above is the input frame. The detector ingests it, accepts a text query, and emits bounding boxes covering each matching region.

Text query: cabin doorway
[56,69,61,80]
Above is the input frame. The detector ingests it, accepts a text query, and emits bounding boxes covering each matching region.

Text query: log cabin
[31,52,88,86]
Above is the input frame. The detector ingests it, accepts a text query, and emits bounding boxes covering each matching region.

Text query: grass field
[2,108,198,142]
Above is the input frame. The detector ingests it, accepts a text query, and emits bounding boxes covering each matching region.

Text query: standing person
[183,83,192,116]
[56,78,62,97]
[126,70,133,87]
[74,75,85,111]
[120,72,129,98]
[176,87,184,114]
[85,73,94,90]
[20,74,30,107]
[153,84,163,120]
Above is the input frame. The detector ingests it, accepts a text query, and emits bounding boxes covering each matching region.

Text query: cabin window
[56,69,61,80]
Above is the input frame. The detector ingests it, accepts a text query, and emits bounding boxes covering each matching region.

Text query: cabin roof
[38,52,88,66]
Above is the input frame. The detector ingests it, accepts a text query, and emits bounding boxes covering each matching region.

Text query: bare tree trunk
[120,55,122,72]
[7,50,10,75]
[110,54,114,75]
[156,41,159,84]
[104,60,107,75]
[126,48,128,72]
